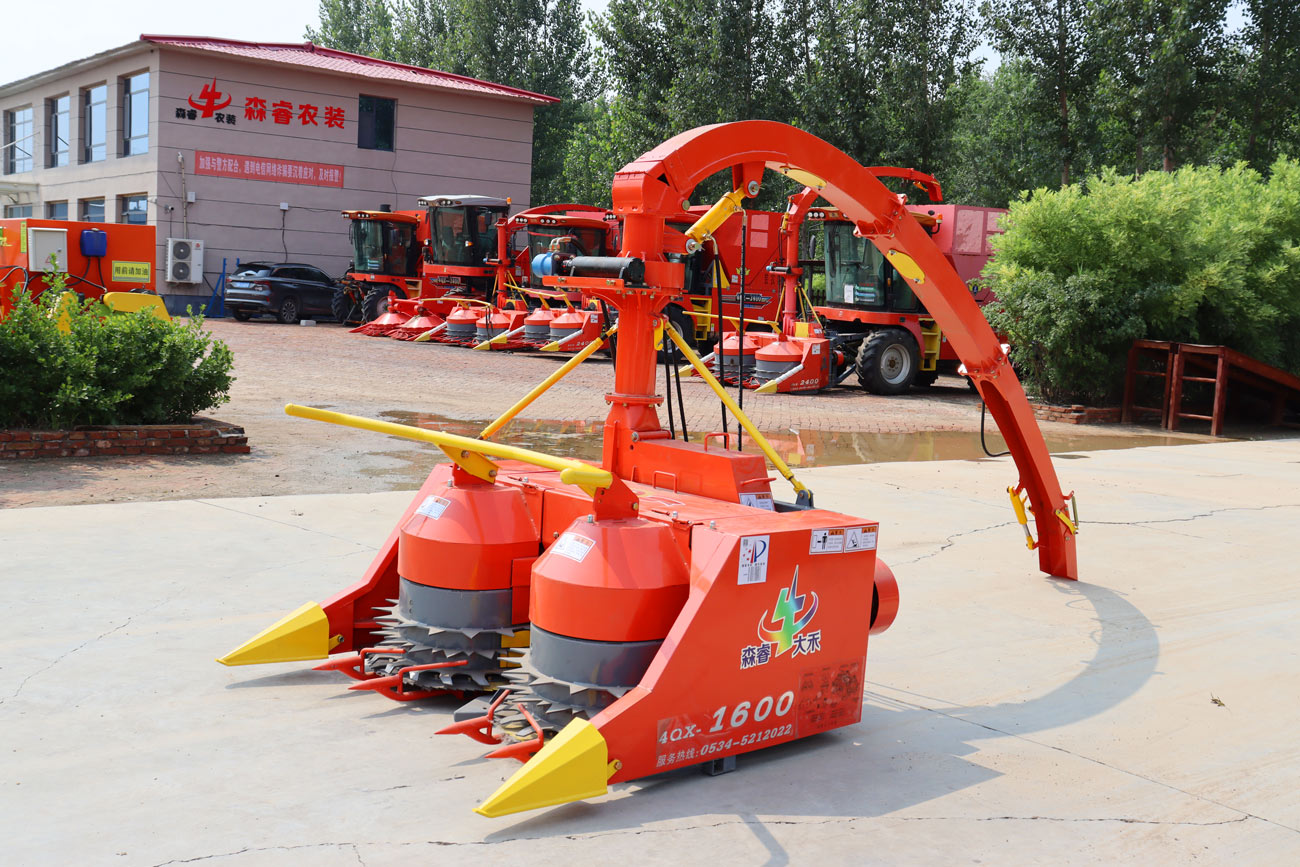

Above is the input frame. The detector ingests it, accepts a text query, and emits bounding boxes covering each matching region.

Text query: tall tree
[945,60,1061,206]
[305,0,396,58]
[983,0,1097,185]
[774,0,893,166]
[1094,0,1229,174]
[311,0,594,204]
[873,0,984,177]
[1241,0,1300,168]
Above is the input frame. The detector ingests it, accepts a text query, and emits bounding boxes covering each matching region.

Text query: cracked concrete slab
[2,439,1298,865]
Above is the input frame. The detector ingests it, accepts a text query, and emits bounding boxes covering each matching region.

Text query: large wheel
[277,296,300,325]
[915,369,940,388]
[231,309,252,322]
[666,304,697,351]
[658,303,696,362]
[331,286,363,324]
[362,286,403,321]
[856,328,919,395]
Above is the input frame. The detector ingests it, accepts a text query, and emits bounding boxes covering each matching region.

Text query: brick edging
[0,417,250,459]
[1029,403,1122,425]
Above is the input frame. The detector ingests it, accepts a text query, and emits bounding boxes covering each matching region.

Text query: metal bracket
[702,754,737,776]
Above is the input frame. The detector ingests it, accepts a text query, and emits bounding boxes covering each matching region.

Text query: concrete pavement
[2,439,1298,865]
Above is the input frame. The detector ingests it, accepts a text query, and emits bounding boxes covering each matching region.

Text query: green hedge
[0,284,234,429]
[983,159,1300,404]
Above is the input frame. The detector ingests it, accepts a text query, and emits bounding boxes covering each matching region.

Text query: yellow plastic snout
[216,601,335,666]
[475,718,617,817]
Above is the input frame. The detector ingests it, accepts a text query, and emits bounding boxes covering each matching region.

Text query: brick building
[0,35,555,308]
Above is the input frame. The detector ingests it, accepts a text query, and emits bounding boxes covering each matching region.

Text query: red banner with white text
[194,151,345,188]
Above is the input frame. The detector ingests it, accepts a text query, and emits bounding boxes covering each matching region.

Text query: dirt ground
[0,318,1214,508]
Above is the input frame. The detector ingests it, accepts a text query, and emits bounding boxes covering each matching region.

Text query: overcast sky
[0,0,611,86]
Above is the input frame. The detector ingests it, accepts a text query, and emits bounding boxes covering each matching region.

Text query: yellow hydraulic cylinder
[682,189,747,253]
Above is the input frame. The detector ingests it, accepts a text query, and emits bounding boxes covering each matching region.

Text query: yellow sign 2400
[111,261,151,282]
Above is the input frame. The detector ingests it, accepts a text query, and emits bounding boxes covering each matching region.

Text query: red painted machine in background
[218,121,1079,819]
[0,219,157,317]
[452,203,619,351]
[348,195,513,336]
[699,173,1007,395]
[334,208,429,323]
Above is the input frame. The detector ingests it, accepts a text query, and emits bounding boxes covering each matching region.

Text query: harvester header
[219,120,1078,820]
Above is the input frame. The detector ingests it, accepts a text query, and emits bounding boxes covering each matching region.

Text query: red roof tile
[141,35,558,105]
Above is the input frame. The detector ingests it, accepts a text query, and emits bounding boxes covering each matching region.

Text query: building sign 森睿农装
[176,79,346,131]
[194,152,345,188]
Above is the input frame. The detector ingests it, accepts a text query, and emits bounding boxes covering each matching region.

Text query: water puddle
[359,409,1207,488]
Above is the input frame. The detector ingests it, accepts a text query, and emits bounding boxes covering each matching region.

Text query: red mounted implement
[219,121,1080,820]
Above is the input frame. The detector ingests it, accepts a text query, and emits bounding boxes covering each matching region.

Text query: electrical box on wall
[27,227,68,272]
[165,237,205,283]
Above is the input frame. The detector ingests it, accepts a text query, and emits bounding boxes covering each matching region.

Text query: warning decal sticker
[552,532,595,563]
[415,495,451,520]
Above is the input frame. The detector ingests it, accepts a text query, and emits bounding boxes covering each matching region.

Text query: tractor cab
[419,195,511,297]
[818,210,927,313]
[803,203,1004,393]
[343,210,423,279]
[334,209,428,323]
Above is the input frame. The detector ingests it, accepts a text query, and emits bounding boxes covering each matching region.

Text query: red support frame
[610,121,1078,579]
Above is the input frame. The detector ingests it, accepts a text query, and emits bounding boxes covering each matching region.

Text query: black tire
[362,286,403,321]
[277,297,300,325]
[856,328,919,395]
[667,304,697,351]
[231,309,252,322]
[331,286,363,324]
[657,304,695,362]
[915,369,940,387]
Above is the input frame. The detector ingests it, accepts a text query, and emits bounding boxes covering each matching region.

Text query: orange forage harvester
[216,121,1079,819]
[0,219,157,318]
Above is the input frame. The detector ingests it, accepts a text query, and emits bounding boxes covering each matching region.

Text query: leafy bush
[984,158,1300,404]
[0,284,234,429]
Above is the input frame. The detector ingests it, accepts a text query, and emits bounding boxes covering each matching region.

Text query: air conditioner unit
[166,237,205,284]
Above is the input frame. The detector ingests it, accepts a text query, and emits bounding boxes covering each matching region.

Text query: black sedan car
[225,263,339,323]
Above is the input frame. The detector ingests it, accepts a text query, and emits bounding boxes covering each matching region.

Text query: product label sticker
[415,495,451,520]
[811,344,821,355]
[739,492,775,511]
[738,535,770,585]
[844,526,877,551]
[843,283,854,302]
[809,527,845,554]
[552,532,595,563]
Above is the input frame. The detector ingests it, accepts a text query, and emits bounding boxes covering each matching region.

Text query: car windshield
[824,221,886,308]
[431,205,506,266]
[823,221,922,311]
[349,219,417,276]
